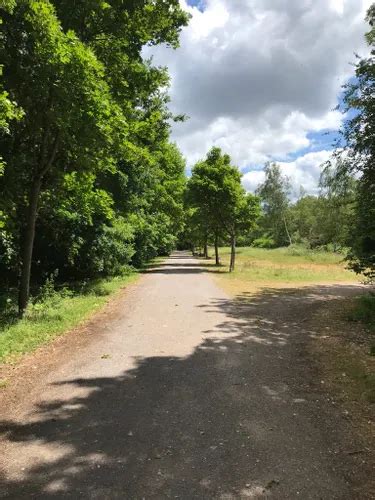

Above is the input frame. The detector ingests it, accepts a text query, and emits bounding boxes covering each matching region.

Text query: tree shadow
[143,255,223,275]
[0,284,367,498]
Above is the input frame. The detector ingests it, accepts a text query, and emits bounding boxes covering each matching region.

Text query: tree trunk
[214,232,220,265]
[203,236,208,259]
[229,234,236,272]
[17,126,59,316]
[18,176,42,316]
[283,215,292,246]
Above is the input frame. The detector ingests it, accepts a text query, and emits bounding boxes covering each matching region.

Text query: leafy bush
[88,218,135,276]
[131,213,175,267]
[252,236,276,248]
[236,234,254,247]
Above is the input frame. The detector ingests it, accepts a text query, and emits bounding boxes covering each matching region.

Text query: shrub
[88,218,135,276]
[252,236,276,248]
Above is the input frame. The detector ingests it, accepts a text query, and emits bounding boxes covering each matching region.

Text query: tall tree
[187,147,260,271]
[0,0,189,314]
[329,5,375,279]
[0,1,123,314]
[256,162,292,247]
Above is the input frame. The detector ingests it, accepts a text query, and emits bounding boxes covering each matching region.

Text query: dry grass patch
[208,246,359,295]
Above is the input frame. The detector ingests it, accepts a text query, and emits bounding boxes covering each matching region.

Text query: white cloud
[242,150,332,198]
[242,169,266,193]
[145,0,371,195]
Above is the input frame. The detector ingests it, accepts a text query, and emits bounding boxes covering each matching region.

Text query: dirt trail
[0,252,371,499]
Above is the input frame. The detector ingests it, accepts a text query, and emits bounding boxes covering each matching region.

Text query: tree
[187,147,260,271]
[288,192,355,250]
[226,192,261,272]
[0,0,189,314]
[328,5,375,279]
[256,162,292,247]
[0,1,124,315]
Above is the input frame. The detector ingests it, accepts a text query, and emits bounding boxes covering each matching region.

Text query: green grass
[328,343,375,404]
[348,294,375,329]
[226,245,347,264]
[211,246,357,286]
[0,273,139,364]
[348,293,375,356]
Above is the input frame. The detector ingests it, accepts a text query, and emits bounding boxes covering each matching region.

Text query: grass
[208,246,374,406]
[209,245,358,294]
[348,294,375,330]
[317,334,375,405]
[340,353,375,404]
[0,272,139,364]
[348,293,375,356]
[0,378,8,388]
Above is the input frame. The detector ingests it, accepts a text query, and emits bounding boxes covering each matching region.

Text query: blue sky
[148,0,370,196]
[187,0,205,11]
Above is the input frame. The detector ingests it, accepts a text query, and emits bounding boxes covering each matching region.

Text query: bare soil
[0,252,373,499]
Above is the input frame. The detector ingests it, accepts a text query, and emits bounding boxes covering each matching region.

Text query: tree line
[0,0,189,315]
[0,2,374,318]
[181,155,355,266]
[182,6,374,281]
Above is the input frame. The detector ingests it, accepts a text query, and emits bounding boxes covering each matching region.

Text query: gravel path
[0,252,369,499]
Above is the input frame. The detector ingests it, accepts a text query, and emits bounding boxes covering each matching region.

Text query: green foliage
[256,162,291,247]
[289,192,355,250]
[0,0,189,313]
[0,88,22,134]
[252,161,356,253]
[186,147,260,268]
[329,6,375,280]
[86,218,135,276]
[252,236,276,248]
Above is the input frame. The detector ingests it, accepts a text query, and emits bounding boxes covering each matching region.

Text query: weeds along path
[0,252,371,499]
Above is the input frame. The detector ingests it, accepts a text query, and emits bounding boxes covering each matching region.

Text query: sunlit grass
[0,273,139,364]
[209,246,359,294]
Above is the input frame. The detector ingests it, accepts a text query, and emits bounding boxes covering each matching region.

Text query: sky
[146,0,372,197]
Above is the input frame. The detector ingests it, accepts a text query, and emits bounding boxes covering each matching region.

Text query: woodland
[0,1,374,318]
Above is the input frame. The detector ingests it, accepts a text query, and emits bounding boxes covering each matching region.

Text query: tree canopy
[186,147,260,270]
[0,0,189,314]
[325,5,375,279]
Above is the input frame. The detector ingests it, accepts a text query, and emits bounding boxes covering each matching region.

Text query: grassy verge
[209,246,358,294]
[0,272,139,364]
[312,296,375,407]
[331,345,375,404]
[348,294,375,330]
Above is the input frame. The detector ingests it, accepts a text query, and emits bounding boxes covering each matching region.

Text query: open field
[210,246,359,295]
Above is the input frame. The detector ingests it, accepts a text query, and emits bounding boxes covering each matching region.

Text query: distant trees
[288,190,355,250]
[242,159,355,251]
[255,162,292,247]
[186,147,260,271]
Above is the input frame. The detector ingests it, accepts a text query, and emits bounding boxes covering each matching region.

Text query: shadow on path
[143,254,223,275]
[0,284,368,499]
